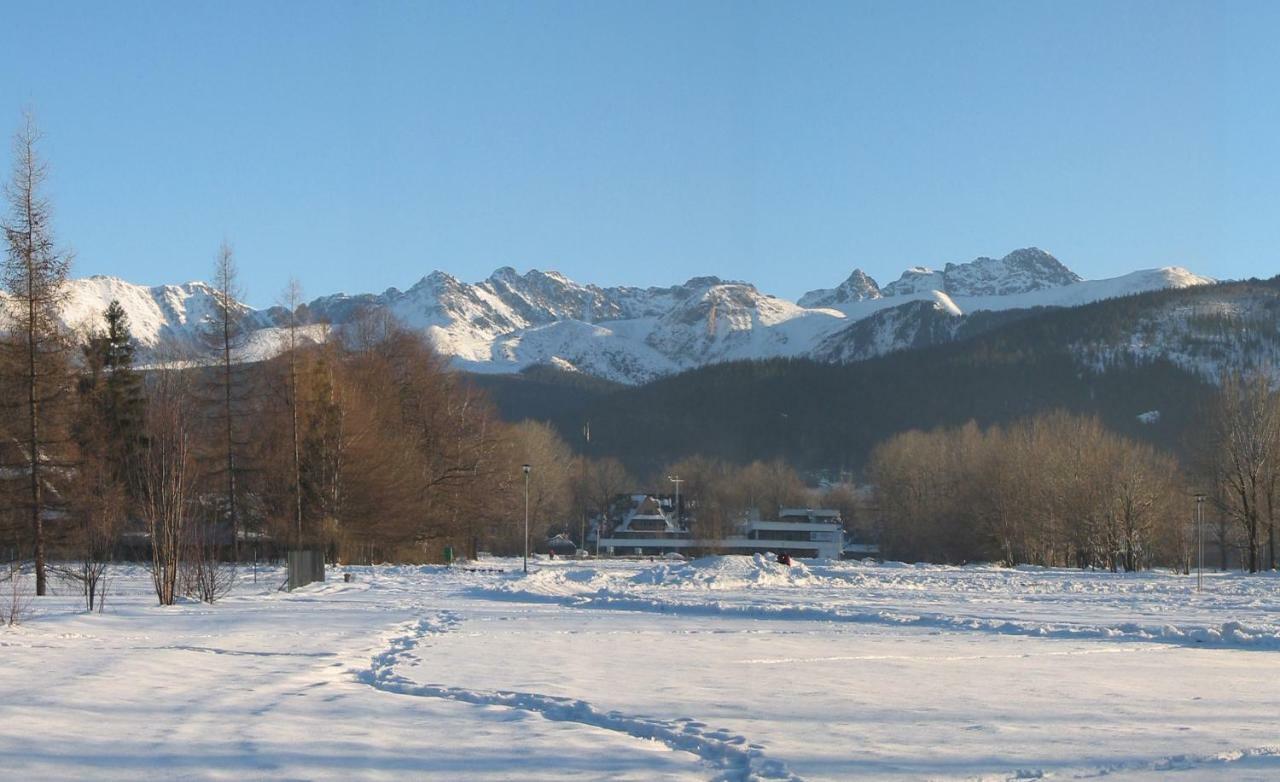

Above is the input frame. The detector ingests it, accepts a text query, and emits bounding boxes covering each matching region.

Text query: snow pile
[482,558,1280,652]
[629,554,819,590]
[489,566,619,598]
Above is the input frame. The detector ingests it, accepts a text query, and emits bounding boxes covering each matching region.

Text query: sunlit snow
[2,556,1277,781]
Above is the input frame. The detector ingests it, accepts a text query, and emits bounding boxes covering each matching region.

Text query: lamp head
[523,464,531,475]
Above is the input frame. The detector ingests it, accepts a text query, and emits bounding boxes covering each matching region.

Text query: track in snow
[356,611,803,782]
[475,587,1280,652]
[1070,744,1280,779]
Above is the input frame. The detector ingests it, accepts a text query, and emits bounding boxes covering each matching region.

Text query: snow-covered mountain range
[36,248,1214,384]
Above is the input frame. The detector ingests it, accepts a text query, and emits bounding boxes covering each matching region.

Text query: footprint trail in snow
[357,611,803,782]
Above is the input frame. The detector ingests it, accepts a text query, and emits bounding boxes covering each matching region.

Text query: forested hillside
[474,277,1280,475]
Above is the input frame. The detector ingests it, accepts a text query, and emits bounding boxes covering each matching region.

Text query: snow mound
[630,554,817,590]
[478,557,1280,652]
[496,566,617,597]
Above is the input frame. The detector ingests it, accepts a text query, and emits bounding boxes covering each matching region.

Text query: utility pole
[668,475,684,529]
[523,464,531,574]
[1194,493,1206,592]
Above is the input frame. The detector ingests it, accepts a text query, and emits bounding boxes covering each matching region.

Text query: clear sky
[0,1,1276,306]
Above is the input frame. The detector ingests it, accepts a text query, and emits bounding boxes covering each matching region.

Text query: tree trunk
[1268,489,1277,571]
[1249,518,1259,573]
[28,280,43,596]
[224,310,237,561]
[291,338,302,546]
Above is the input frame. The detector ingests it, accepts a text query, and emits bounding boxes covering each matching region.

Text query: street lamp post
[523,464,531,574]
[667,475,683,528]
[1194,492,1206,592]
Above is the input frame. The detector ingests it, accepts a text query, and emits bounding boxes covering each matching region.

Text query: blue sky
[0,1,1275,306]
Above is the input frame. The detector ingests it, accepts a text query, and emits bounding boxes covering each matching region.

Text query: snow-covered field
[2,556,1278,781]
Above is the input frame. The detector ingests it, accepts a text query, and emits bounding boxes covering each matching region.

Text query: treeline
[870,366,1280,574]
[1199,369,1280,572]
[868,412,1186,569]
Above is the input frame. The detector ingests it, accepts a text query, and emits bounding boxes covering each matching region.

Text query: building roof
[616,495,683,533]
[778,507,842,521]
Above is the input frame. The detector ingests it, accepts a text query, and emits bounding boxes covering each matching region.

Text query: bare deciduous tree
[870,412,1187,569]
[0,559,31,625]
[201,242,247,559]
[1204,370,1280,573]
[139,368,197,606]
[280,278,305,546]
[182,501,236,603]
[659,455,735,544]
[497,421,575,550]
[61,428,123,612]
[584,457,632,545]
[1,112,74,597]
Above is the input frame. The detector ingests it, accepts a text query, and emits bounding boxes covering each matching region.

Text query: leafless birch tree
[1205,369,1280,572]
[139,369,197,606]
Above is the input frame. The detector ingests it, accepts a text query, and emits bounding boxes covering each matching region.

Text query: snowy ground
[2,556,1279,781]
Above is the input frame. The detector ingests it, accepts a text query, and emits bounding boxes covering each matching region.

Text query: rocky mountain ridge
[20,248,1214,383]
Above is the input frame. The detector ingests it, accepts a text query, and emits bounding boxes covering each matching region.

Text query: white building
[597,500,846,560]
[735,508,844,560]
[613,495,685,536]
[594,495,692,556]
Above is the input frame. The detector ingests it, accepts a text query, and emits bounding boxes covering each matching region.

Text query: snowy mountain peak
[882,267,944,297]
[947,247,1082,294]
[417,270,461,288]
[1152,266,1215,288]
[799,269,882,308]
[46,276,268,360]
[487,266,521,284]
[883,247,1081,298]
[32,249,1217,384]
[677,275,727,292]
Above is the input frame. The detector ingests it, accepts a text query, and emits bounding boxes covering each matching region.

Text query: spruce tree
[80,300,144,488]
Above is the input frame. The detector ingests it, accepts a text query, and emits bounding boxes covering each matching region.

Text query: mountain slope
[22,248,1212,382]
[812,266,1213,363]
[476,277,1280,474]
